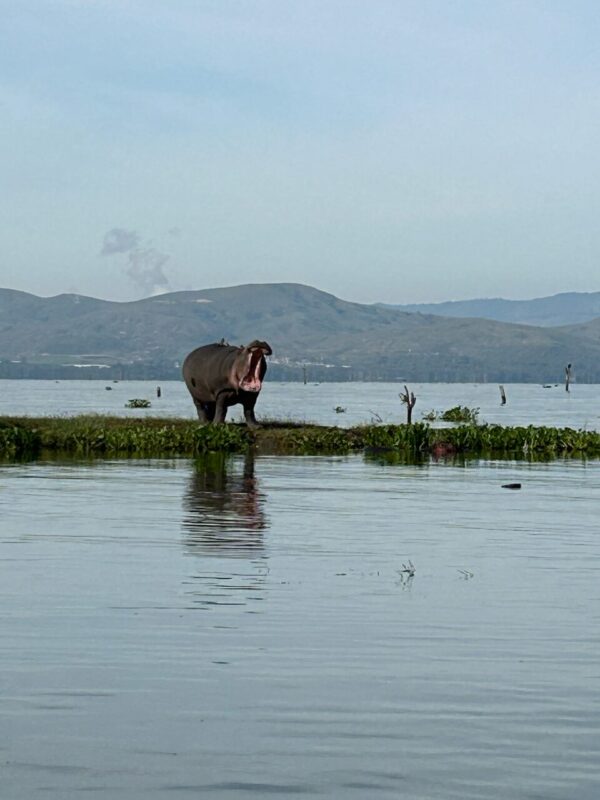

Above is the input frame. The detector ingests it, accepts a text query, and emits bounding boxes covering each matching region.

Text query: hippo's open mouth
[239,347,267,393]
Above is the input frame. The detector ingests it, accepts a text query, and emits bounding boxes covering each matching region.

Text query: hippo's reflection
[182,451,266,556]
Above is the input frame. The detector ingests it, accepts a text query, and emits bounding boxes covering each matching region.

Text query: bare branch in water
[399,386,416,424]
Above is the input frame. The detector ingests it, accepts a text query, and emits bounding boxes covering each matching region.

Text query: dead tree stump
[565,363,572,393]
[399,385,416,424]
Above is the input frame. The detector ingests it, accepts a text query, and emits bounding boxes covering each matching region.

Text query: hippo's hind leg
[193,398,208,422]
[213,395,229,424]
[193,398,215,424]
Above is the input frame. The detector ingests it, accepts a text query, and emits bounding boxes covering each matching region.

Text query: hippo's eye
[191,378,196,387]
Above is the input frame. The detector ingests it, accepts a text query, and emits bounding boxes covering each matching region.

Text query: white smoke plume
[125,247,170,295]
[100,228,171,296]
[100,228,141,256]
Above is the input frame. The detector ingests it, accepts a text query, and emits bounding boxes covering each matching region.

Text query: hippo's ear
[247,340,272,356]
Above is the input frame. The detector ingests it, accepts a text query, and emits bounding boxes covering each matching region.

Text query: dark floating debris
[502,483,522,490]
[105,386,112,390]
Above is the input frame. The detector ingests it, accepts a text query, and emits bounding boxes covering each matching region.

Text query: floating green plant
[1,416,600,460]
[439,405,480,424]
[0,416,248,458]
[0,421,40,458]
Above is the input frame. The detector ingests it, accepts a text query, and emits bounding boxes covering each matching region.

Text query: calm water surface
[1,453,599,798]
[1,378,600,430]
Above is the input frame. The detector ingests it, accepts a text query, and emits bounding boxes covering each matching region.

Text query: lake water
[2,383,600,798]
[1,378,600,430]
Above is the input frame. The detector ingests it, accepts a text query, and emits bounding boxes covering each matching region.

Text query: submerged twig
[396,560,415,588]
[401,560,415,577]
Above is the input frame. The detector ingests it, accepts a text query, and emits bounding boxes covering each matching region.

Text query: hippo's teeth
[240,379,261,393]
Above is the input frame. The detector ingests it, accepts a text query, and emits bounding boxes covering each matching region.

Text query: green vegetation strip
[0,416,249,458]
[2,417,600,460]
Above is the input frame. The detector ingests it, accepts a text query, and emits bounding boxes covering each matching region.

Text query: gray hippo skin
[182,340,272,429]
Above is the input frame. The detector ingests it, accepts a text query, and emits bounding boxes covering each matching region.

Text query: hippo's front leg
[242,394,261,430]
[244,408,260,430]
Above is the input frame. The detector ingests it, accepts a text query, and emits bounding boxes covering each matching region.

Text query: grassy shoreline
[2,415,600,460]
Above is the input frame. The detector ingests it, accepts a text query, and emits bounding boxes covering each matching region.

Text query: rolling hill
[1,284,599,382]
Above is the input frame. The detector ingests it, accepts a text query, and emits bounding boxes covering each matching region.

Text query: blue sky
[1,0,600,303]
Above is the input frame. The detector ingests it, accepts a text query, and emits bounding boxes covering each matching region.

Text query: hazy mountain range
[380,291,600,327]
[1,284,599,382]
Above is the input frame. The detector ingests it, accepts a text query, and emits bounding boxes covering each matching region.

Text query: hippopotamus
[182,340,272,428]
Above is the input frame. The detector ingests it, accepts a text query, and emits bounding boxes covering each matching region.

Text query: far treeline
[0,358,597,383]
[2,283,600,382]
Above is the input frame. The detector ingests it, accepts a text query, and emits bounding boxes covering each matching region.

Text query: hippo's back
[182,343,239,399]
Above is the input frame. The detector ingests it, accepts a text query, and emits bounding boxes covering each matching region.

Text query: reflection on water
[181,452,268,612]
[182,451,266,555]
[2,454,600,799]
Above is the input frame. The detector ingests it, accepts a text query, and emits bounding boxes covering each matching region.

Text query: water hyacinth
[125,398,152,408]
[0,416,249,458]
[1,416,600,459]
[440,405,480,423]
[0,422,40,458]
